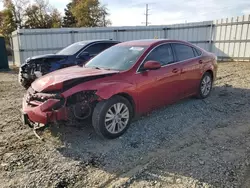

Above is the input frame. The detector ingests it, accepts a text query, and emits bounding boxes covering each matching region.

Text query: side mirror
[143,61,161,70]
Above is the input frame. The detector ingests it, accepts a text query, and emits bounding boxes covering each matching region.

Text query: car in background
[18,39,120,88]
[21,39,217,139]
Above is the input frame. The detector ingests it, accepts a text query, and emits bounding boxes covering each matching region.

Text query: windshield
[85,45,147,71]
[56,42,86,55]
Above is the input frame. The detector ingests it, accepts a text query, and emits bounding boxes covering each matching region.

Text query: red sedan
[22,39,217,139]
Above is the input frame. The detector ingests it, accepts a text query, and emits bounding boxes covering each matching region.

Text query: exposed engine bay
[19,57,69,88]
[67,90,99,121]
[19,61,50,88]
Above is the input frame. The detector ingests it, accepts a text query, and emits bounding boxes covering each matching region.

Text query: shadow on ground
[0,66,19,74]
[48,85,250,187]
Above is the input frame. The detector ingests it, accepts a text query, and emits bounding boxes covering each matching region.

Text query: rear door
[171,43,203,98]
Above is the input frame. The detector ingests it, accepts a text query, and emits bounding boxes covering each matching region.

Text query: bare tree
[24,0,62,28]
[1,0,29,28]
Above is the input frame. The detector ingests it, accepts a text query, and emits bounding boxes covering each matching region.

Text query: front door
[134,43,181,114]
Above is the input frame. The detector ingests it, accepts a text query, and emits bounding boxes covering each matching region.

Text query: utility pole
[145,4,149,26]
[142,4,150,26]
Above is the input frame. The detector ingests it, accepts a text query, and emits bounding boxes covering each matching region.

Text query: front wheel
[197,72,213,99]
[92,96,133,139]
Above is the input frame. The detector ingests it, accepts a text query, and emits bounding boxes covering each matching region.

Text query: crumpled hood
[26,54,68,62]
[31,66,119,92]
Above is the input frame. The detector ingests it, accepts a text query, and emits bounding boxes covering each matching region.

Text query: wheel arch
[204,69,214,81]
[114,92,136,117]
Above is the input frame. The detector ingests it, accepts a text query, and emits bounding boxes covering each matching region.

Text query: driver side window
[144,44,174,67]
[84,43,109,56]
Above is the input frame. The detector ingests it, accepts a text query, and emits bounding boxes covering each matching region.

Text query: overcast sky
[1,0,250,26]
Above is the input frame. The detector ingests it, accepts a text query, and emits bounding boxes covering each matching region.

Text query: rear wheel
[92,96,133,139]
[197,72,213,99]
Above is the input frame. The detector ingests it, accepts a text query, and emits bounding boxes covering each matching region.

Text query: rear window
[172,43,195,61]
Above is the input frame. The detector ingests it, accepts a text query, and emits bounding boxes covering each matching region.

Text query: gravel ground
[1,62,250,188]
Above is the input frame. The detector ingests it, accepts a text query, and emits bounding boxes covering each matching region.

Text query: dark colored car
[21,39,217,139]
[18,39,120,88]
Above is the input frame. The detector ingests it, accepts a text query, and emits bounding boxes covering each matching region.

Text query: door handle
[172,68,179,73]
[199,60,203,64]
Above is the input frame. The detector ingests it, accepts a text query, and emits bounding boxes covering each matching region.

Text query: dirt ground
[1,62,250,188]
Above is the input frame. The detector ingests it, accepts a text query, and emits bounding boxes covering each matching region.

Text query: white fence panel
[11,14,250,65]
[73,27,115,42]
[117,26,165,41]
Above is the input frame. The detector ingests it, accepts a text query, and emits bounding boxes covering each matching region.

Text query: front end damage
[21,66,120,139]
[21,87,100,130]
[19,61,51,88]
[19,56,68,88]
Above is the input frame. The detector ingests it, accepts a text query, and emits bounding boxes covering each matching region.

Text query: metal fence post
[17,31,24,65]
[232,16,239,59]
[243,15,250,60]
[10,37,15,66]
[70,30,75,43]
[163,28,168,39]
[114,29,119,41]
[209,23,214,52]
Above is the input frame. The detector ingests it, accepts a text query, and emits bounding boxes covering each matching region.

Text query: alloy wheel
[201,75,212,96]
[104,103,129,134]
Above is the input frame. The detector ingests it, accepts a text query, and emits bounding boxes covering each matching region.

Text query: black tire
[197,72,213,99]
[19,77,30,89]
[92,95,133,139]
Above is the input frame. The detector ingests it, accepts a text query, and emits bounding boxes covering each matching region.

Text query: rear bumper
[22,96,68,126]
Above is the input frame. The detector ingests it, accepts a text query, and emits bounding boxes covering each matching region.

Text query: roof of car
[118,39,190,46]
[75,39,120,45]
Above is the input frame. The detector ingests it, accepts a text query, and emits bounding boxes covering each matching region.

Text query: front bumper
[20,111,31,127]
[18,67,24,84]
[18,67,31,86]
[18,64,41,88]
[22,95,68,126]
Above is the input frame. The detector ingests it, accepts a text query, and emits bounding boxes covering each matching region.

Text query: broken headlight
[29,92,65,111]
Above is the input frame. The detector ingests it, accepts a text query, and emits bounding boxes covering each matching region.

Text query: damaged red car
[22,39,217,139]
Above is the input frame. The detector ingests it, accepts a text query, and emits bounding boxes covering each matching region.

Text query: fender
[49,62,62,72]
[49,59,73,72]
[95,81,136,100]
[62,79,136,100]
